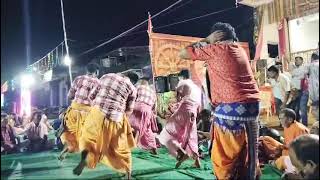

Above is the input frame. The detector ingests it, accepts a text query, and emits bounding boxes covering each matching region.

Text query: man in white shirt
[306,53,319,121]
[267,65,291,116]
[287,56,308,123]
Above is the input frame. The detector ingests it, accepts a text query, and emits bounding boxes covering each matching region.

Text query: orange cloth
[283,121,309,155]
[272,121,309,171]
[275,156,287,171]
[187,43,260,104]
[79,106,135,173]
[211,125,260,179]
[60,102,91,152]
[259,136,283,159]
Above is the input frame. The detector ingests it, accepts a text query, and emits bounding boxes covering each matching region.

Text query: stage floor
[1,147,282,179]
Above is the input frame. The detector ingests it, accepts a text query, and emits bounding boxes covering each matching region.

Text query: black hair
[140,77,150,81]
[126,72,139,85]
[178,69,190,79]
[86,63,99,74]
[280,108,296,121]
[311,53,319,61]
[1,113,8,119]
[31,111,42,121]
[275,62,282,66]
[267,65,280,74]
[200,109,211,118]
[295,56,304,61]
[290,135,319,165]
[210,22,238,41]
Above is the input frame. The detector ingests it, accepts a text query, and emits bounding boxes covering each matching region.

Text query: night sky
[1,0,254,84]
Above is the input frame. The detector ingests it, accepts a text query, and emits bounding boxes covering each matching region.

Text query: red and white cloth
[135,84,156,108]
[89,73,137,122]
[158,96,199,157]
[129,102,158,150]
[68,75,99,106]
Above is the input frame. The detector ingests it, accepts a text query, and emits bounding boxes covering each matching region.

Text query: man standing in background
[267,65,291,116]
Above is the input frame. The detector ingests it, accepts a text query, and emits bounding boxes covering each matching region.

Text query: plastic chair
[259,90,273,124]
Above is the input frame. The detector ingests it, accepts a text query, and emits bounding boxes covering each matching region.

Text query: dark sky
[1,0,254,84]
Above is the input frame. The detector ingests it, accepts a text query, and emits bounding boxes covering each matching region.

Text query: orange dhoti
[211,102,260,180]
[212,125,248,179]
[61,102,91,152]
[79,106,136,173]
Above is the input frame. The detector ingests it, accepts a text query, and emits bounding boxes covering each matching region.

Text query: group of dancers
[57,22,261,180]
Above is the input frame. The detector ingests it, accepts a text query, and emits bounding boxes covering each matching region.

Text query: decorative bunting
[26,42,65,75]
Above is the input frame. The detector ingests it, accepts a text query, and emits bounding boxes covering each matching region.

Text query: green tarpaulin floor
[1,147,282,180]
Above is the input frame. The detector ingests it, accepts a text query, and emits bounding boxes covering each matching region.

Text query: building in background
[241,0,319,85]
[90,46,151,77]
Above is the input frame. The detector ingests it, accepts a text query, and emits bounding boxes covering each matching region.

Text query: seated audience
[282,134,319,180]
[23,111,49,152]
[259,108,309,172]
[41,109,53,131]
[1,113,18,154]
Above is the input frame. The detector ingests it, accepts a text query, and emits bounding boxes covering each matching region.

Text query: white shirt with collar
[290,64,307,90]
[269,73,291,101]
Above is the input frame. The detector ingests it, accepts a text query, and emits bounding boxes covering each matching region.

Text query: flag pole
[60,0,72,86]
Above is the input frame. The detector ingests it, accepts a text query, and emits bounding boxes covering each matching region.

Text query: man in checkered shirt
[74,72,139,179]
[59,63,99,161]
[129,77,158,154]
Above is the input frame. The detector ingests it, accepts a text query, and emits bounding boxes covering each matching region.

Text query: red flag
[148,12,153,34]
[278,18,287,58]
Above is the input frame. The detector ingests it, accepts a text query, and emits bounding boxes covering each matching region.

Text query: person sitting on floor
[282,134,319,180]
[23,111,49,152]
[1,113,18,154]
[260,108,309,172]
[41,109,54,131]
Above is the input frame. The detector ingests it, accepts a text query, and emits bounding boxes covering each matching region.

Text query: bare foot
[150,148,157,155]
[58,146,68,161]
[175,154,188,169]
[57,154,66,161]
[176,148,186,161]
[73,161,86,176]
[193,158,201,168]
[126,171,132,180]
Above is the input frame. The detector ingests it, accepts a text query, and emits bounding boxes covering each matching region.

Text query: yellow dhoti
[79,106,136,173]
[61,102,91,152]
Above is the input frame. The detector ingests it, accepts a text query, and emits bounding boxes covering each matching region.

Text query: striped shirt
[136,84,156,107]
[89,73,137,122]
[68,75,99,105]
